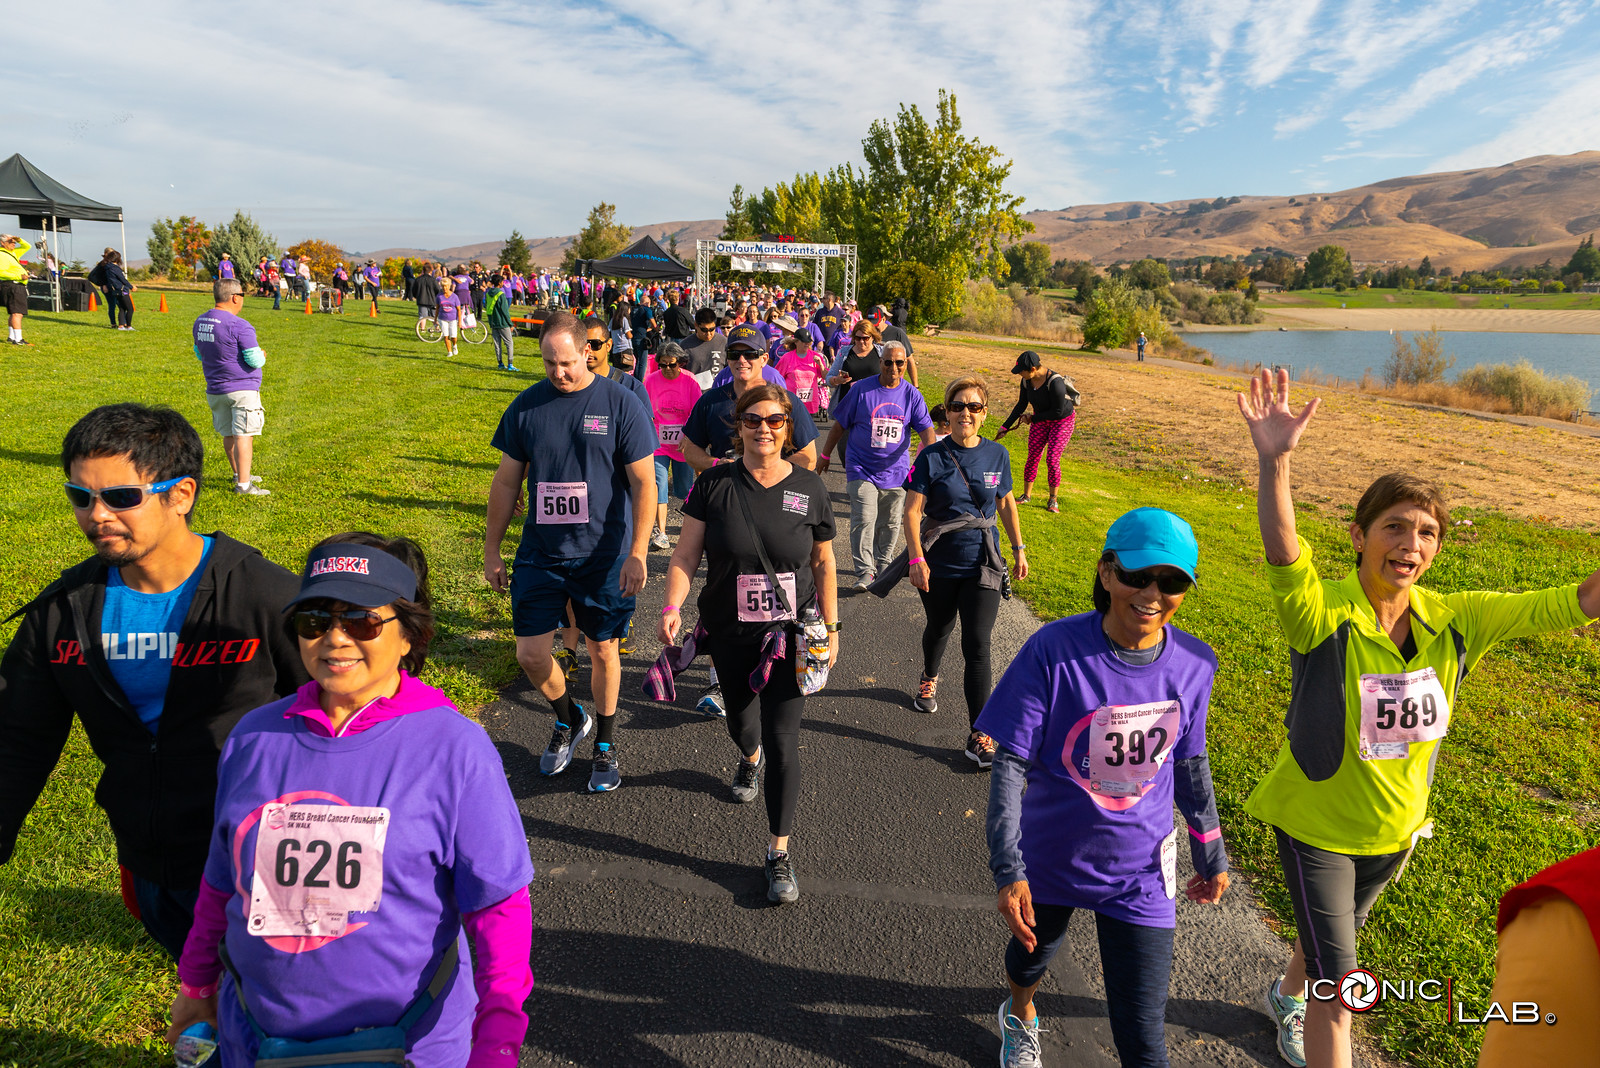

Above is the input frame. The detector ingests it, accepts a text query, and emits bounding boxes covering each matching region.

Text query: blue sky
[16,0,1600,259]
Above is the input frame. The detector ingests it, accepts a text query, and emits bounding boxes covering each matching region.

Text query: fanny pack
[218,936,458,1067]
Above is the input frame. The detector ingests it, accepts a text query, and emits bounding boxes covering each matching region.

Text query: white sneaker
[234,482,271,496]
[997,997,1044,1067]
[1264,976,1307,1067]
[650,530,671,550]
[854,573,875,590]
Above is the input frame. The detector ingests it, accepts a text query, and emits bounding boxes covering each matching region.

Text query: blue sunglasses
[64,476,189,512]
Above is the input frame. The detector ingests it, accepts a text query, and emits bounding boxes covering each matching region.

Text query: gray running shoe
[765,851,799,904]
[650,530,671,550]
[1264,976,1307,1067]
[234,482,271,496]
[997,998,1044,1068]
[696,684,727,718]
[731,750,764,803]
[854,573,876,591]
[539,704,591,776]
[587,741,621,793]
[912,674,939,713]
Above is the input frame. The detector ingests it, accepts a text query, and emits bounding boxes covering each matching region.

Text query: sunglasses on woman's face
[656,360,679,369]
[852,334,873,342]
[64,477,188,512]
[293,608,398,642]
[946,401,986,414]
[739,413,789,429]
[1112,565,1193,596]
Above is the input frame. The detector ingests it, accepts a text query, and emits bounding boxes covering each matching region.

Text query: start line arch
[694,239,857,309]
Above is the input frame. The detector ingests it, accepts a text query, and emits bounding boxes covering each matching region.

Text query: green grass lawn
[1263,287,1600,310]
[1,297,1595,1066]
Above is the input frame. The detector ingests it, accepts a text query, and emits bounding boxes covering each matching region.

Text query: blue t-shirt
[906,438,1012,578]
[683,383,819,462]
[102,536,214,732]
[974,612,1217,927]
[490,376,658,564]
[834,379,932,488]
[606,365,653,413]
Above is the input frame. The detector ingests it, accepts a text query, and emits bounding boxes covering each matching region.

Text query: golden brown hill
[1026,151,1600,272]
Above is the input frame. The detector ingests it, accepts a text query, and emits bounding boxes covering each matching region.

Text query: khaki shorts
[206,390,265,437]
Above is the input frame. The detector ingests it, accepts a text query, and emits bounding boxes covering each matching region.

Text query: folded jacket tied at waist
[868,512,1006,598]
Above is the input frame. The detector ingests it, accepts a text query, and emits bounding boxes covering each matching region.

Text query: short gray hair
[657,341,688,364]
[213,278,244,301]
[881,340,908,360]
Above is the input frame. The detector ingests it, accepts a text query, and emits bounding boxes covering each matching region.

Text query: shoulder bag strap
[729,467,795,618]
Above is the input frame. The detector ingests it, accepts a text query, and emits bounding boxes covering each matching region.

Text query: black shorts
[1,280,27,316]
[1274,827,1411,980]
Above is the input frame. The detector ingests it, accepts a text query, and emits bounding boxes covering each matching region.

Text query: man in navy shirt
[485,311,657,793]
[681,324,820,471]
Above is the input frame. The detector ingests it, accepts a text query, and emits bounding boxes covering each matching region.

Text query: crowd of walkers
[2,280,1598,1067]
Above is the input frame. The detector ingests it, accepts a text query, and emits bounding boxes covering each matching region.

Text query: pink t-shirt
[645,370,702,461]
[777,350,828,413]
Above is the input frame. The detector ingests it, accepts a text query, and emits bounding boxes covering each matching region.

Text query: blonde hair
[944,375,990,408]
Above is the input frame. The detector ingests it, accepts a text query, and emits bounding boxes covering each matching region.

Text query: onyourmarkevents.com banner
[715,240,843,258]
[730,256,802,274]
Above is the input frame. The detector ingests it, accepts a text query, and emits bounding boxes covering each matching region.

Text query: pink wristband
[909,557,926,566]
[662,605,679,614]
[179,981,217,1000]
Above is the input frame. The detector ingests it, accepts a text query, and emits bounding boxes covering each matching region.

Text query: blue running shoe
[539,703,591,776]
[588,741,621,792]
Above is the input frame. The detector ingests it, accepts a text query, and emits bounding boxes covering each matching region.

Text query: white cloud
[1429,62,1600,171]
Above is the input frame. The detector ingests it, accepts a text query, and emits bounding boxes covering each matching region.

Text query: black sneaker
[539,704,592,775]
[588,741,621,792]
[765,851,799,904]
[731,750,764,803]
[965,730,997,770]
[912,674,938,713]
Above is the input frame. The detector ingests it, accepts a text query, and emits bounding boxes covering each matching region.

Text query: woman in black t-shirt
[661,384,840,904]
[996,350,1081,513]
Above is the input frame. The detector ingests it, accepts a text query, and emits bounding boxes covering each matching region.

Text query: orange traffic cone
[87,291,97,312]
[158,293,169,313]
[368,302,378,318]
[304,298,313,315]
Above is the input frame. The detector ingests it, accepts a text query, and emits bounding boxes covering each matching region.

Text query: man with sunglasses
[680,307,726,381]
[682,324,819,475]
[817,341,934,589]
[0,403,307,960]
[584,318,652,414]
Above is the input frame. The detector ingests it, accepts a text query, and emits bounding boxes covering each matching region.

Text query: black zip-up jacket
[0,533,308,888]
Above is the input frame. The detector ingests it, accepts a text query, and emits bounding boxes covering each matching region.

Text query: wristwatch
[824,621,842,633]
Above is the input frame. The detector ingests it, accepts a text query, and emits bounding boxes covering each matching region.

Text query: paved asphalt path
[480,458,1377,1067]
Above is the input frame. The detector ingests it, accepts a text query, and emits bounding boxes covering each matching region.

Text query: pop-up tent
[582,235,692,281]
[0,154,125,310]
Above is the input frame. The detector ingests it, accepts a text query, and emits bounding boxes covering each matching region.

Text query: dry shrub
[1384,327,1454,386]
[949,281,1081,344]
[1455,360,1593,418]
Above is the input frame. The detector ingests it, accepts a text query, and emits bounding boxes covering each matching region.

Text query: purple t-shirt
[280,257,297,276]
[363,265,381,285]
[452,275,471,303]
[436,293,461,322]
[974,612,1217,926]
[203,680,532,1065]
[834,378,931,488]
[193,309,262,394]
[218,260,235,280]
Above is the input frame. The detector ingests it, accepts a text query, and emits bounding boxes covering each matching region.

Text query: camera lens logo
[1340,968,1382,1013]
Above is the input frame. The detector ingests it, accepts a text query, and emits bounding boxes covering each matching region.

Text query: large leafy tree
[1564,234,1600,281]
[206,211,278,279]
[1304,244,1355,288]
[146,219,174,276]
[1002,241,1054,289]
[856,90,1031,280]
[285,238,346,281]
[561,202,632,274]
[501,230,532,274]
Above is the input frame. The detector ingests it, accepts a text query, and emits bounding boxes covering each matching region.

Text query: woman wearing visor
[977,508,1230,1068]
[168,534,533,1066]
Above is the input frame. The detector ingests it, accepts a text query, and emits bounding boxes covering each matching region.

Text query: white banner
[730,255,802,273]
[716,240,842,258]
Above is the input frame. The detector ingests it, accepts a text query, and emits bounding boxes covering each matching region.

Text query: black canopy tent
[0,154,125,311]
[581,235,692,282]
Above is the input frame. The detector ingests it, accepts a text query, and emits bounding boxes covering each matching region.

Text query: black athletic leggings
[709,638,805,838]
[918,574,1001,727]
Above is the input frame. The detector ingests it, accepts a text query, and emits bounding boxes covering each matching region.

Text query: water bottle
[796,606,830,695]
[174,1022,218,1067]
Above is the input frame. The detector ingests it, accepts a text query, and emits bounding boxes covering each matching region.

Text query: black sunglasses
[739,413,789,429]
[882,359,906,367]
[586,338,608,350]
[656,359,680,369]
[293,609,398,642]
[946,401,986,413]
[1112,564,1193,596]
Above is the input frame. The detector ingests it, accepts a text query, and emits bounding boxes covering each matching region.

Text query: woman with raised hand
[167,533,533,1066]
[979,508,1229,1068]
[660,384,839,904]
[1238,368,1600,1068]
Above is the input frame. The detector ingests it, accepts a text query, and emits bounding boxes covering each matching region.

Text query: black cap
[1011,350,1042,374]
[284,544,418,610]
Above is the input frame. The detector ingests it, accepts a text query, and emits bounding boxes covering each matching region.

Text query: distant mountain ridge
[364,151,1600,272]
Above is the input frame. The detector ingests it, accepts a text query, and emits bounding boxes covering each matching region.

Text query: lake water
[1181,330,1600,398]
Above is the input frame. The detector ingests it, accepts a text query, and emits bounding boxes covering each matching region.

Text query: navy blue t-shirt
[491,375,658,563]
[907,438,1013,578]
[683,384,819,462]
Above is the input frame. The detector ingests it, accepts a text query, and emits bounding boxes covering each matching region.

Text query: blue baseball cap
[285,544,418,610]
[727,323,768,352]
[1103,508,1199,582]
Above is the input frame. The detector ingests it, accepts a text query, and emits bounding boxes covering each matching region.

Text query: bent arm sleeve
[0,613,76,865]
[987,746,1030,890]
[176,876,231,989]
[1172,753,1228,878]
[1003,388,1029,430]
[463,887,533,1067]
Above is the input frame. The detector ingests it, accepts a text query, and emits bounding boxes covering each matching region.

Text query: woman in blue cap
[976,508,1231,1068]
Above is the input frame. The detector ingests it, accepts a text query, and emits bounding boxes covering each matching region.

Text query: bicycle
[461,313,489,345]
[416,315,444,343]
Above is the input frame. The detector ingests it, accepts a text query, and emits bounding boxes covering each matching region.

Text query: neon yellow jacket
[1245,536,1590,855]
[0,239,30,283]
